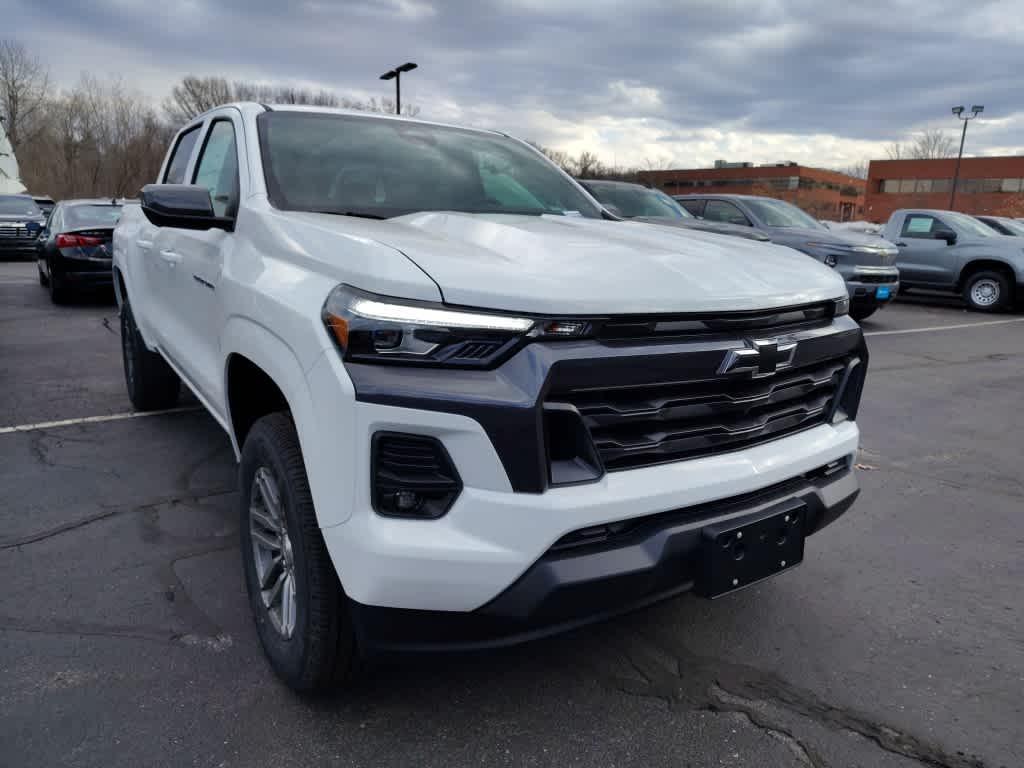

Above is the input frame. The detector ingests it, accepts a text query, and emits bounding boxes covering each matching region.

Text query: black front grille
[548,355,855,472]
[856,273,898,284]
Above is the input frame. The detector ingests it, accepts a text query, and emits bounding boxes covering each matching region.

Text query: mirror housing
[140,184,234,232]
[934,228,957,245]
[602,203,624,218]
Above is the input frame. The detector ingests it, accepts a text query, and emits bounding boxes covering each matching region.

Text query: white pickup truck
[114,103,868,691]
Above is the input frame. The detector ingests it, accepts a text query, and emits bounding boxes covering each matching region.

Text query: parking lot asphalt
[1,261,1022,768]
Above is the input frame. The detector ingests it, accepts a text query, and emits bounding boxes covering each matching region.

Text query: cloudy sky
[8,0,1023,170]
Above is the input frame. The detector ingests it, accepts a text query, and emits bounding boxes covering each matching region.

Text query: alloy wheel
[249,466,297,639]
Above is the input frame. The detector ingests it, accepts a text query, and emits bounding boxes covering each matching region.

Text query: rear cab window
[163,125,202,184]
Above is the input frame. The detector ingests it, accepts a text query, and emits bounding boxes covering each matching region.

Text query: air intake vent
[372,433,462,519]
[449,340,504,360]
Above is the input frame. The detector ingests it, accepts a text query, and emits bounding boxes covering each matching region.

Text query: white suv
[113,103,866,691]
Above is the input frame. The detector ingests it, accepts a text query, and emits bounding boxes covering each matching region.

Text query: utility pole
[949,105,983,210]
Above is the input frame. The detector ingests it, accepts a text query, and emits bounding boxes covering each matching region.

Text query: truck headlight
[323,285,587,367]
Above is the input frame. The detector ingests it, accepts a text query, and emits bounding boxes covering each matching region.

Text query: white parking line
[0,407,201,435]
[864,317,1024,337]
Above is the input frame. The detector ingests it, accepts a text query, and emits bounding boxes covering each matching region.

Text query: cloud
[5,0,1021,169]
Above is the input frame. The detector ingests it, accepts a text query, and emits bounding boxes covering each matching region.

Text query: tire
[962,270,1011,312]
[38,262,48,286]
[239,413,356,692]
[48,264,71,304]
[120,299,180,410]
[850,306,877,321]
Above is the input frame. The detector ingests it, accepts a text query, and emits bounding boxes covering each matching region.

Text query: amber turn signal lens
[325,314,349,349]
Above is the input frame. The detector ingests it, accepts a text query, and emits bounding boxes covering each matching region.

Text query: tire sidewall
[964,271,1009,312]
[239,422,315,684]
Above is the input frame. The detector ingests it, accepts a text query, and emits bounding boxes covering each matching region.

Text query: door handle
[895,242,907,247]
[136,239,153,250]
[159,249,182,266]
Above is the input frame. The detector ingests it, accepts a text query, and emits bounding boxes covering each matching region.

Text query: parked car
[578,179,769,241]
[882,208,1024,311]
[115,103,867,691]
[37,199,122,303]
[676,194,900,321]
[0,194,47,261]
[33,196,56,219]
[975,215,1024,237]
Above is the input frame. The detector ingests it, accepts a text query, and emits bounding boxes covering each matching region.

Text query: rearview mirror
[140,184,234,232]
[933,228,957,245]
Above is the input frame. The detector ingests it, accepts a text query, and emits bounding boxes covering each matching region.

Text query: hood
[632,216,771,242]
[766,226,899,266]
[768,226,898,250]
[280,211,847,314]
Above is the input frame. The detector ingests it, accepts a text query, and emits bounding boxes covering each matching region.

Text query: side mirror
[602,203,623,218]
[933,228,957,245]
[140,184,234,232]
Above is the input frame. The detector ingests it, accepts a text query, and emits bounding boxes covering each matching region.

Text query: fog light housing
[372,433,462,519]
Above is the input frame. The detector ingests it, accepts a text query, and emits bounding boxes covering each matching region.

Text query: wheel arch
[221,317,345,529]
[957,259,1017,291]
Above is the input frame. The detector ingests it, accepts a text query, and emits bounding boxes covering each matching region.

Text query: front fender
[221,316,355,530]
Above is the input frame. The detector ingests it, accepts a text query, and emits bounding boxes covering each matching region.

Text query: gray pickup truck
[677,194,900,321]
[882,209,1024,312]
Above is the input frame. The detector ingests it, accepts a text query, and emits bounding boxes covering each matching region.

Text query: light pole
[379,62,418,115]
[949,105,983,210]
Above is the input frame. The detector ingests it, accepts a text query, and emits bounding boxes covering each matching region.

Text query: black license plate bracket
[697,500,806,598]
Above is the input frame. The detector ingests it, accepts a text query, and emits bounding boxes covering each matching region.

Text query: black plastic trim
[350,465,859,654]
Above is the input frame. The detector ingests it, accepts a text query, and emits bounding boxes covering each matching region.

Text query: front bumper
[0,241,40,260]
[306,310,867,624]
[350,461,859,654]
[848,278,899,308]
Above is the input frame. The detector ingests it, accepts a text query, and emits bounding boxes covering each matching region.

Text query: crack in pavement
[600,631,986,768]
[0,489,236,550]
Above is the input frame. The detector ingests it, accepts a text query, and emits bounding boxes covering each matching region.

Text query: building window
[1000,178,1022,193]
[932,179,952,194]
[959,179,981,194]
[914,179,932,193]
[882,179,900,193]
[981,178,1002,193]
[898,179,916,193]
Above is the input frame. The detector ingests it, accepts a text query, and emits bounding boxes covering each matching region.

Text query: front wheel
[239,413,356,692]
[962,271,1011,312]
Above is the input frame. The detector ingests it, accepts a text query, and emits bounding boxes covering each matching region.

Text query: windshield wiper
[308,208,389,220]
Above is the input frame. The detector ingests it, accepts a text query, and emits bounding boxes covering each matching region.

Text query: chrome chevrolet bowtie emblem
[718,339,797,378]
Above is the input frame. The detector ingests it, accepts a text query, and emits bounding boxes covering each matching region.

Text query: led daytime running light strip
[348,297,534,332]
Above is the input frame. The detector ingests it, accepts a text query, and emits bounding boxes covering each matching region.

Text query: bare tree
[574,150,602,178]
[0,39,51,149]
[163,76,233,124]
[886,129,956,161]
[911,128,955,159]
[841,160,869,179]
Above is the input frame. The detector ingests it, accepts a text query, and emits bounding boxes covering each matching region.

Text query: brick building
[638,163,866,221]
[864,156,1024,223]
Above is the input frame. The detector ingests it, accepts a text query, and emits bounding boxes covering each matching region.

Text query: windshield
[996,218,1024,236]
[63,204,122,229]
[944,211,997,237]
[583,182,691,219]
[743,197,824,229]
[258,112,601,219]
[0,196,42,216]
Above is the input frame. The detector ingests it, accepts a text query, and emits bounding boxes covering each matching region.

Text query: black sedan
[37,199,122,304]
[578,179,770,241]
